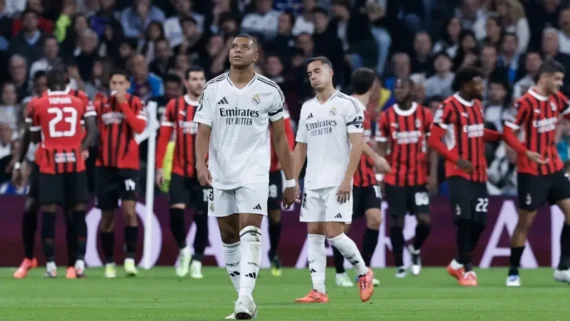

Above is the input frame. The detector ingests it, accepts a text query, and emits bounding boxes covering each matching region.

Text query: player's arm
[374,112,388,156]
[155,100,175,171]
[194,85,214,186]
[503,100,547,164]
[483,128,502,141]
[337,104,365,203]
[293,109,308,181]
[82,114,97,151]
[118,95,147,133]
[423,109,438,193]
[556,92,570,121]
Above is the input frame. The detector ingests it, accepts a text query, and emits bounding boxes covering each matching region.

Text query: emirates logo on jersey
[101,112,125,125]
[533,117,557,133]
[178,120,198,134]
[54,152,77,163]
[462,124,484,137]
[392,130,422,144]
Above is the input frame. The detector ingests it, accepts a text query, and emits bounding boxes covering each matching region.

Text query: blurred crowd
[1,0,570,195]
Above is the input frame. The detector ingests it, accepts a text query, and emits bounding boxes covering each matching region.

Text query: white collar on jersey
[393,102,418,116]
[528,88,548,101]
[226,72,257,89]
[184,94,198,106]
[47,86,71,95]
[315,90,340,105]
[453,93,474,106]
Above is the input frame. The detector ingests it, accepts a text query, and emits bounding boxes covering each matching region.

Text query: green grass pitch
[0,267,568,321]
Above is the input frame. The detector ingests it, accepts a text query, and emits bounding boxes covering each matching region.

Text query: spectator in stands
[138,21,165,63]
[292,0,315,36]
[0,82,19,122]
[311,7,346,86]
[490,0,530,53]
[487,142,517,196]
[90,0,121,39]
[425,51,454,99]
[455,0,486,31]
[0,0,13,51]
[269,11,296,59]
[411,31,433,76]
[241,0,280,40]
[74,29,100,82]
[164,0,205,47]
[218,13,240,40]
[527,0,560,50]
[8,9,46,64]
[370,76,396,112]
[120,0,165,39]
[114,38,136,70]
[558,8,570,55]
[84,57,111,100]
[149,73,182,113]
[22,70,47,104]
[513,51,542,100]
[210,0,237,33]
[29,36,64,81]
[99,19,124,60]
[365,0,391,74]
[173,53,191,81]
[149,38,174,80]
[11,0,53,36]
[129,53,164,101]
[484,73,510,132]
[479,15,503,49]
[433,16,462,59]
[8,55,29,101]
[453,30,479,70]
[541,27,570,90]
[384,52,411,91]
[173,17,207,65]
[498,32,520,84]
[60,13,90,55]
[411,73,426,105]
[0,117,17,184]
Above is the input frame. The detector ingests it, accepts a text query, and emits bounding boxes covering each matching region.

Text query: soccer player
[293,56,375,303]
[13,84,92,279]
[428,67,502,286]
[194,34,296,320]
[333,68,387,287]
[94,70,147,278]
[26,69,97,277]
[502,59,570,286]
[155,66,210,279]
[267,106,295,277]
[377,77,436,278]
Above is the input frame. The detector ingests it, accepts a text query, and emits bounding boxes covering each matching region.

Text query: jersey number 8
[48,107,78,137]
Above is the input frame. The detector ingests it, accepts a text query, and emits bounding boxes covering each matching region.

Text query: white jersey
[296,91,364,190]
[194,72,285,190]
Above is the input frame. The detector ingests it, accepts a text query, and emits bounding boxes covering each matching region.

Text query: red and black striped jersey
[29,90,95,174]
[353,111,377,187]
[94,94,146,169]
[270,107,295,172]
[432,94,487,182]
[155,95,199,177]
[504,89,570,175]
[377,102,432,186]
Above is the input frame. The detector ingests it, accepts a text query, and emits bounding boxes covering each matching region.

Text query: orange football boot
[458,271,478,287]
[295,290,329,303]
[13,258,38,279]
[66,267,77,279]
[358,268,375,302]
[447,263,465,280]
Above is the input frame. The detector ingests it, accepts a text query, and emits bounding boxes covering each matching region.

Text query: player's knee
[307,222,325,235]
[416,214,431,226]
[343,224,351,234]
[41,204,57,213]
[100,212,115,232]
[365,210,382,229]
[170,203,185,210]
[390,216,405,228]
[24,199,39,214]
[220,227,239,244]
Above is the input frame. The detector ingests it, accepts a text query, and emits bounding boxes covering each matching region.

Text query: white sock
[450,258,463,269]
[222,241,241,293]
[328,233,368,276]
[46,262,56,271]
[238,226,262,299]
[180,246,191,257]
[308,234,326,294]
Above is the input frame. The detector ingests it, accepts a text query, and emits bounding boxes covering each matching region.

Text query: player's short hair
[180,17,198,26]
[452,67,484,91]
[164,74,182,85]
[21,9,38,19]
[46,69,67,90]
[312,7,328,16]
[350,68,376,95]
[397,76,415,88]
[33,70,47,81]
[538,59,565,76]
[186,66,204,79]
[235,33,258,48]
[110,69,131,80]
[306,56,333,70]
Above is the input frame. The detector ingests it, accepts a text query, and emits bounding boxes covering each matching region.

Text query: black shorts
[95,167,138,210]
[267,171,283,211]
[352,185,381,218]
[169,174,210,213]
[385,184,430,216]
[518,170,570,211]
[27,161,39,200]
[39,172,89,206]
[447,177,488,223]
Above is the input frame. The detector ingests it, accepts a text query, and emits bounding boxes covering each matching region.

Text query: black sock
[72,211,87,261]
[509,246,524,275]
[268,220,282,258]
[362,228,379,267]
[332,246,345,274]
[456,219,472,272]
[125,226,138,259]
[169,208,186,249]
[65,216,77,266]
[390,226,404,267]
[413,224,431,251]
[470,222,485,252]
[41,212,56,262]
[193,214,208,261]
[101,231,114,264]
[558,224,570,270]
[22,210,38,260]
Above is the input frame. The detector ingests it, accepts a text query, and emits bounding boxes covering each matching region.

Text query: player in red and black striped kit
[13,82,92,279]
[26,69,97,277]
[503,59,570,286]
[377,77,436,278]
[94,70,147,278]
[333,68,388,287]
[267,105,295,276]
[155,66,210,279]
[428,67,502,287]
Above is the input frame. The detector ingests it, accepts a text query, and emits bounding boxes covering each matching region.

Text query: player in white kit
[293,57,375,303]
[194,34,297,320]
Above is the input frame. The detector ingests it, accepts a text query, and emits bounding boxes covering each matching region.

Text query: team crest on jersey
[251,93,261,105]
[209,202,215,212]
[551,102,557,111]
[415,119,421,128]
[329,107,337,116]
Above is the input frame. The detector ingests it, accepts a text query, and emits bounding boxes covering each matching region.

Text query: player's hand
[113,88,127,103]
[337,179,352,204]
[81,149,89,160]
[525,151,549,165]
[455,158,474,173]
[196,163,212,187]
[282,184,298,209]
[372,154,391,173]
[427,174,438,195]
[155,168,164,187]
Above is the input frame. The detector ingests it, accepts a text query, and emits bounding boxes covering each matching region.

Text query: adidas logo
[307,113,314,119]
[310,268,317,273]
[254,204,262,210]
[246,272,257,279]
[218,97,229,105]
[229,271,240,277]
[334,213,342,219]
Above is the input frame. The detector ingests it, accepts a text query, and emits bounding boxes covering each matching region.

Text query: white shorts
[300,187,353,223]
[208,182,268,217]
